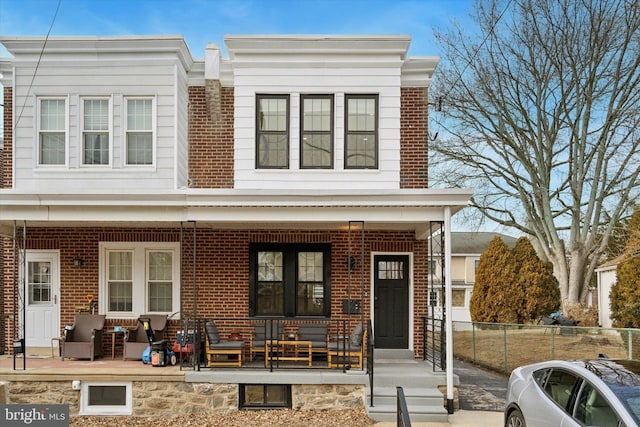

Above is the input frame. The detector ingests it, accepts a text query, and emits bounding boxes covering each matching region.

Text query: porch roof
[0,188,472,239]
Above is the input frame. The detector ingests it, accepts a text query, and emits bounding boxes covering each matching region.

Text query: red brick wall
[400,87,429,189]
[188,85,234,188]
[2,227,429,357]
[2,87,12,189]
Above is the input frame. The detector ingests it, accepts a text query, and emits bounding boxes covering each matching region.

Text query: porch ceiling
[0,188,473,239]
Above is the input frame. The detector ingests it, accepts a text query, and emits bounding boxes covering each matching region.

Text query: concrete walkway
[376,410,503,426]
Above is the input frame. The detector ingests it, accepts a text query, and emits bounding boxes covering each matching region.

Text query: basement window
[79,382,132,415]
[240,384,291,409]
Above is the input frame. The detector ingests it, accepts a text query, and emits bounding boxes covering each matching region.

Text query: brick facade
[2,227,428,357]
[188,84,235,188]
[2,87,11,189]
[400,87,429,189]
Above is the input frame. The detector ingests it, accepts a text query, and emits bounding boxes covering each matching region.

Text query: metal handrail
[367,319,374,407]
[396,386,412,427]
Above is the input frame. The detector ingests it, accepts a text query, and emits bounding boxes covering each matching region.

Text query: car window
[533,368,551,386]
[573,382,620,427]
[543,369,580,410]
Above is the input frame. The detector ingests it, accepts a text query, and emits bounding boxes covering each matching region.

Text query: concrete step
[374,349,414,360]
[368,386,445,407]
[366,403,448,423]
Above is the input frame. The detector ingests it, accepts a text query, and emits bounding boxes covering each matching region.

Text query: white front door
[24,251,60,347]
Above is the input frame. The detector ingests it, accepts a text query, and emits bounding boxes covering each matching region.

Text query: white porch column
[444,206,454,413]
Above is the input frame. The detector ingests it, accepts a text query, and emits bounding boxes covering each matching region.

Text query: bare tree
[430,0,640,308]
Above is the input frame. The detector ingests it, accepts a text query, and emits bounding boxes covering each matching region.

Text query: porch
[0,347,452,423]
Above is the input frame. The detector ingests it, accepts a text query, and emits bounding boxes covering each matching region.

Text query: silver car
[505,359,640,427]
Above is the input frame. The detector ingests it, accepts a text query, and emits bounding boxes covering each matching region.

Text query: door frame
[370,251,414,350]
[22,250,61,348]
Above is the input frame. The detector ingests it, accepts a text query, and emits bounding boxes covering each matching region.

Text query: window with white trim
[300,94,334,169]
[38,98,67,165]
[82,98,110,165]
[100,242,179,317]
[80,382,132,416]
[125,97,154,165]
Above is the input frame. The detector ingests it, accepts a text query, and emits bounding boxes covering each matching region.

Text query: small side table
[109,329,127,359]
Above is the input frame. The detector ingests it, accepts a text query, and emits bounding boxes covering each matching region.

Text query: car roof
[532,359,640,388]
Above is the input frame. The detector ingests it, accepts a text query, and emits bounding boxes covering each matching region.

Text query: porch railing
[176,317,370,372]
[366,319,374,407]
[422,316,445,371]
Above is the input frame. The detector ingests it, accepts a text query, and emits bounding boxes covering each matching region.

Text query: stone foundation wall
[0,380,365,417]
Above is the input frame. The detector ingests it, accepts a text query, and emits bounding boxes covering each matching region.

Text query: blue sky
[0,0,474,58]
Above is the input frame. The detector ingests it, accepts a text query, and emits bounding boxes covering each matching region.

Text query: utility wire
[14,0,62,129]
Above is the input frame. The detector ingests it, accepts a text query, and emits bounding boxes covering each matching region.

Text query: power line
[14,0,62,129]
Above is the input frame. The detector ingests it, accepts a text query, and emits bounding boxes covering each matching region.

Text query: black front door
[373,254,409,348]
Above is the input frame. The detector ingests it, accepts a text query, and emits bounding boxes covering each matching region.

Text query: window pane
[301,134,332,168]
[345,134,376,167]
[258,252,283,281]
[258,98,287,131]
[297,283,324,316]
[84,99,108,130]
[40,133,65,165]
[127,133,152,165]
[298,252,323,281]
[108,252,133,312]
[378,261,404,280]
[40,99,65,130]
[109,282,132,312]
[83,133,109,165]
[127,99,152,130]
[452,290,466,307]
[347,98,375,131]
[148,251,172,312]
[303,98,331,131]
[88,385,127,406]
[257,282,283,315]
[258,135,288,167]
[28,261,51,304]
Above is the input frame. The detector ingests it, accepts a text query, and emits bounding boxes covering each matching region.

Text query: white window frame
[37,96,69,167]
[99,242,180,319]
[80,96,112,167]
[79,382,132,416]
[124,96,156,167]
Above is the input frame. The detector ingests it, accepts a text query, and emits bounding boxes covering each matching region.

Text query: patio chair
[61,314,106,361]
[327,322,367,369]
[249,321,284,361]
[297,323,329,358]
[123,314,168,360]
[204,321,244,367]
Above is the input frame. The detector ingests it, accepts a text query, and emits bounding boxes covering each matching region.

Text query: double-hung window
[345,94,378,169]
[101,242,179,317]
[300,95,333,168]
[38,98,67,165]
[125,98,153,165]
[82,98,110,166]
[249,243,330,317]
[256,94,289,168]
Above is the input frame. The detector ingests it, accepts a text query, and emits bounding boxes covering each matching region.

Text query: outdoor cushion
[350,323,364,347]
[298,324,328,348]
[205,321,220,344]
[208,340,244,350]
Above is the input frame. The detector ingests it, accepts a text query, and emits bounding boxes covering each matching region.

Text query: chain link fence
[453,321,640,375]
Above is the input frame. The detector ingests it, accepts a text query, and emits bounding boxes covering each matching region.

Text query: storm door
[23,251,60,347]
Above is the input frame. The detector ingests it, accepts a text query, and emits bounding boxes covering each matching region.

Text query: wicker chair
[123,314,168,360]
[61,314,106,361]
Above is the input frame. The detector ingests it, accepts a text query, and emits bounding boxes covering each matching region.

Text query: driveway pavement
[454,358,508,412]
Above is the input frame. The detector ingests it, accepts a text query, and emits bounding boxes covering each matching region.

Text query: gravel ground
[70,409,377,427]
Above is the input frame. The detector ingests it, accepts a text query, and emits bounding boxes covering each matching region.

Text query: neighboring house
[595,255,624,328]
[430,232,517,323]
[0,35,471,360]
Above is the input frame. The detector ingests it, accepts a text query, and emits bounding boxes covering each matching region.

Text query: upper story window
[345,94,378,169]
[125,98,154,166]
[82,98,110,166]
[256,94,289,169]
[300,95,333,169]
[38,98,67,165]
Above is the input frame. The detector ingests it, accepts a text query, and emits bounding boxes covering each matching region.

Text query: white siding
[232,66,403,190]
[11,60,186,192]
